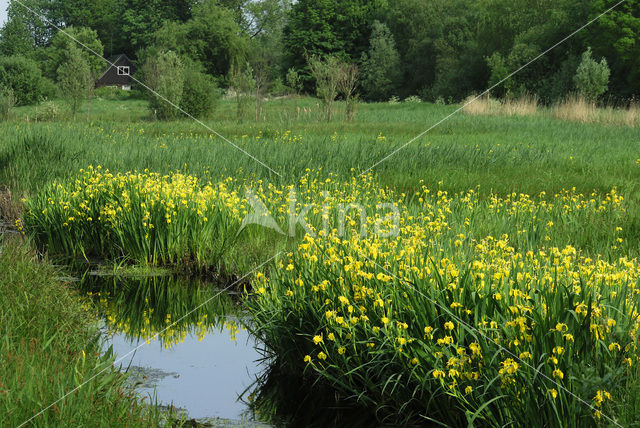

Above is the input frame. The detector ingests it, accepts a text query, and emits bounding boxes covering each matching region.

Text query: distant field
[4,96,640,198]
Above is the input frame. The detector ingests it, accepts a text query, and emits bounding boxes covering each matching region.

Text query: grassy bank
[0,239,177,427]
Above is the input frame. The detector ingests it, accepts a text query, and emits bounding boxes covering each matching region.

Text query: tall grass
[550,94,598,124]
[550,95,640,127]
[464,93,640,129]
[463,94,538,117]
[2,98,640,200]
[0,240,181,426]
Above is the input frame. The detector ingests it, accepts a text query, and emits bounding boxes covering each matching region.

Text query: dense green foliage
[2,0,640,104]
[0,55,53,105]
[140,50,184,120]
[57,45,93,118]
[153,0,245,78]
[360,21,401,101]
[180,64,220,118]
[44,26,104,79]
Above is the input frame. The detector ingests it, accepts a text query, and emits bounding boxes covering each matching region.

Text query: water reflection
[77,273,376,426]
[79,273,240,348]
[245,359,378,428]
[78,273,266,423]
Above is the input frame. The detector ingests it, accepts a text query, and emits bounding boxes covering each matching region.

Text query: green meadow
[5,97,640,197]
[3,97,640,426]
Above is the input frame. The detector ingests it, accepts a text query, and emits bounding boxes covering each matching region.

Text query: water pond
[78,273,269,426]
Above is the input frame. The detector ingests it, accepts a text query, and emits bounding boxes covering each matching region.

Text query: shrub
[0,56,47,105]
[285,68,303,96]
[337,62,359,122]
[39,77,58,100]
[388,95,400,104]
[33,100,61,122]
[180,65,220,118]
[140,50,184,120]
[574,48,610,102]
[308,55,342,121]
[404,95,422,103]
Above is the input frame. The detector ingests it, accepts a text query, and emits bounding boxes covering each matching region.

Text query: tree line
[0,0,637,114]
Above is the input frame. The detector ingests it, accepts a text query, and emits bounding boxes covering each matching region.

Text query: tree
[385,0,484,100]
[57,45,93,119]
[574,47,610,102]
[121,0,198,57]
[230,63,255,120]
[360,21,401,101]
[140,50,184,120]
[308,55,342,121]
[44,27,104,80]
[219,0,292,39]
[0,14,34,57]
[283,0,384,88]
[5,0,56,48]
[338,62,359,121]
[486,52,512,98]
[47,0,122,56]
[154,0,246,79]
[0,56,50,105]
[585,0,640,98]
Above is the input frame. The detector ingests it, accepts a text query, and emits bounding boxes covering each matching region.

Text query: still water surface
[79,273,267,424]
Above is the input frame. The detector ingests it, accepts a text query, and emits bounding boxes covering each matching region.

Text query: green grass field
[3,96,640,426]
[5,96,640,197]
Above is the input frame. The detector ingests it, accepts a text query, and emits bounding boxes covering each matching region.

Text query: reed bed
[462,94,538,117]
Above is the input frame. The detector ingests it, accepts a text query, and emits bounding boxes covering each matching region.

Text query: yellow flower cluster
[248,178,638,423]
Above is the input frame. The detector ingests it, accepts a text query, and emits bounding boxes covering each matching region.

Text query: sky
[0,0,7,27]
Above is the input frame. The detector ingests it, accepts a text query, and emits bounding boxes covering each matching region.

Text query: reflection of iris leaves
[243,358,377,428]
[78,273,241,348]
